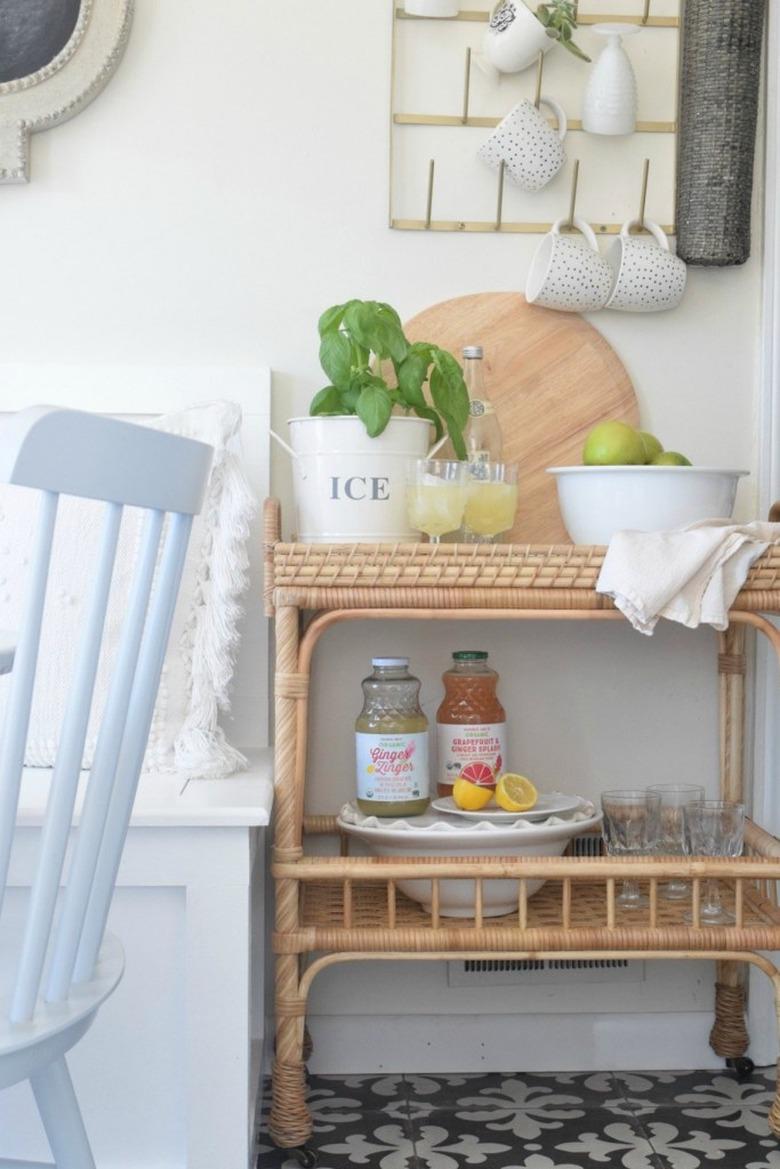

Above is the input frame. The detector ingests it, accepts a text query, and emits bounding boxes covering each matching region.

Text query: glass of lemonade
[464,462,519,543]
[407,459,468,544]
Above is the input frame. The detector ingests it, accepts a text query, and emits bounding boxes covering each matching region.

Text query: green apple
[651,451,692,466]
[638,430,663,464]
[583,421,646,466]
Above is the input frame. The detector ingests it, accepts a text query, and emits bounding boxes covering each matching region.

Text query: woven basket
[676,0,766,267]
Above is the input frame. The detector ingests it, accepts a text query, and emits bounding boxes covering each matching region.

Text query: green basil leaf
[310,386,344,416]
[319,331,353,389]
[430,349,469,429]
[343,301,381,353]
[356,383,393,437]
[318,303,346,337]
[396,353,428,409]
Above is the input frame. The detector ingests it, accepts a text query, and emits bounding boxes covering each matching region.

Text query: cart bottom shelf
[295,878,780,953]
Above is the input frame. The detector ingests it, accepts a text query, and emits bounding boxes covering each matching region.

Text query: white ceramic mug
[526,217,613,313]
[478,98,567,192]
[482,0,553,74]
[605,218,688,312]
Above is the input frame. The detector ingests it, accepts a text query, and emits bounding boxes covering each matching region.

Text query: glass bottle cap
[372,657,409,668]
[462,345,483,359]
[453,651,488,661]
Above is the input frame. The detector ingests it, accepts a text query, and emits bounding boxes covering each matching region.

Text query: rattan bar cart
[263,498,780,1165]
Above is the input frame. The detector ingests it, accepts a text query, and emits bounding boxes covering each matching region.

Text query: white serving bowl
[547,466,749,545]
[337,802,602,917]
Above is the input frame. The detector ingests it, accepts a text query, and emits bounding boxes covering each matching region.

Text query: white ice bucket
[287,416,433,544]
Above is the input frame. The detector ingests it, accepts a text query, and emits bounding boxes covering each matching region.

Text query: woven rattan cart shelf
[263,499,780,1160]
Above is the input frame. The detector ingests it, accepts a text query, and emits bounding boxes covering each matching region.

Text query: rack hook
[495,159,506,230]
[566,159,580,230]
[425,158,435,229]
[638,157,650,230]
[462,46,472,123]
[534,50,544,110]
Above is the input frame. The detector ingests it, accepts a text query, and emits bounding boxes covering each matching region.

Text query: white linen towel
[596,520,780,635]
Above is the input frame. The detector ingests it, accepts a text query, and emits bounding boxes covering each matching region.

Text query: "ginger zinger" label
[355,732,429,804]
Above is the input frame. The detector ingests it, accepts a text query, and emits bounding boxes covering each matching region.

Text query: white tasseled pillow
[0,400,256,777]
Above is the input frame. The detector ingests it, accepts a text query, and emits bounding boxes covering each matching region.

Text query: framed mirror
[0,0,133,183]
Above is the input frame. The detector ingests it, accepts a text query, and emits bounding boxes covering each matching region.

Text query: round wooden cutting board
[404,292,639,544]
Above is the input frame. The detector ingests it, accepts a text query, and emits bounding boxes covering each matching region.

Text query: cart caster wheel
[727,1057,755,1081]
[290,1147,318,1168]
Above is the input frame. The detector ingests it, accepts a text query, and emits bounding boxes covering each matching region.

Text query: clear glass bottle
[463,346,503,469]
[436,651,507,796]
[355,657,430,816]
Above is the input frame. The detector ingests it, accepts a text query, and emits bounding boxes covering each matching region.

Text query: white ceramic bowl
[547,466,749,545]
[337,802,602,917]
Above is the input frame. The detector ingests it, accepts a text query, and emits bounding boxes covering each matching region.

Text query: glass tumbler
[406,459,468,544]
[647,783,705,900]
[683,800,745,925]
[601,789,661,910]
[463,462,519,544]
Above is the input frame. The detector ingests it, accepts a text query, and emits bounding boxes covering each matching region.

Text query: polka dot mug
[526,217,614,313]
[604,219,688,312]
[477,97,567,192]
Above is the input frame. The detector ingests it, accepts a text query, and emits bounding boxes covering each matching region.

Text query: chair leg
[29,1057,96,1169]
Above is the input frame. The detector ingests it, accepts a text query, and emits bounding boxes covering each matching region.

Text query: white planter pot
[288,415,433,544]
[483,0,553,75]
[404,0,459,15]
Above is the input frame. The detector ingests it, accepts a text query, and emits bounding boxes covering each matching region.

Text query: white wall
[0,0,765,1070]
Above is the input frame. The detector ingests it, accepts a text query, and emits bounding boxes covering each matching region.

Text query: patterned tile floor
[256,1066,780,1168]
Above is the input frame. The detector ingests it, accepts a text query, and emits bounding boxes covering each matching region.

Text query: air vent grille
[448,957,641,986]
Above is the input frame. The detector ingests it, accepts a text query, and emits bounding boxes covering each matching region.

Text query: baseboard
[304,1012,729,1075]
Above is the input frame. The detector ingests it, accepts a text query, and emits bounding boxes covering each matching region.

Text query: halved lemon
[495,773,538,813]
[452,777,494,811]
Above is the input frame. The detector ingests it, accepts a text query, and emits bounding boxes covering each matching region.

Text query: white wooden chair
[0,407,212,1169]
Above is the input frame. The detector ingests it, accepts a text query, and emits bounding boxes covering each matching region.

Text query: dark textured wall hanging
[676,0,766,267]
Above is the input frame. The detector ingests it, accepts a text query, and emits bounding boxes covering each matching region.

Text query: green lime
[651,451,692,466]
[638,430,663,463]
[583,421,646,466]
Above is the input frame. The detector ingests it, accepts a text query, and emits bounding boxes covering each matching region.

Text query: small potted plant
[287,300,469,544]
[482,0,590,75]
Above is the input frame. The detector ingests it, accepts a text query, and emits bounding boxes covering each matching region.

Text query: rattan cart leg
[270,603,314,1150]
[768,970,780,1136]
[711,626,749,1059]
[270,954,312,1149]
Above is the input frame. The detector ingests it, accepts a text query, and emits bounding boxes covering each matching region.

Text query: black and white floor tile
[256,1067,780,1168]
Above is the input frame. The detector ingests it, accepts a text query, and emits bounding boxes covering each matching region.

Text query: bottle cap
[372,657,409,668]
[462,345,483,359]
[453,651,488,661]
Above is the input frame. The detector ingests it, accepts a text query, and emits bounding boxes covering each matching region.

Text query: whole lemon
[638,430,663,463]
[583,421,646,466]
[652,451,692,466]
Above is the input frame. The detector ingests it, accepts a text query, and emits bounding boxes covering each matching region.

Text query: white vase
[581,22,639,136]
[482,0,553,75]
[404,0,459,15]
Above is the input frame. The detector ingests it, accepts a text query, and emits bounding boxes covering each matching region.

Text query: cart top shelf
[264,500,780,616]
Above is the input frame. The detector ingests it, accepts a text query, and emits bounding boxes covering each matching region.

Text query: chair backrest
[0,406,212,1024]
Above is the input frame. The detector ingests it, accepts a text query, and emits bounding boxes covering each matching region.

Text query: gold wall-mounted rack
[389,1,681,235]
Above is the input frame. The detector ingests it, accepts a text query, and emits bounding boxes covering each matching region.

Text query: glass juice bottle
[355,657,430,816]
[463,346,503,468]
[436,651,507,797]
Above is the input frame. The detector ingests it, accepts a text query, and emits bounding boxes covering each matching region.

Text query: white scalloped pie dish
[337,801,602,918]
